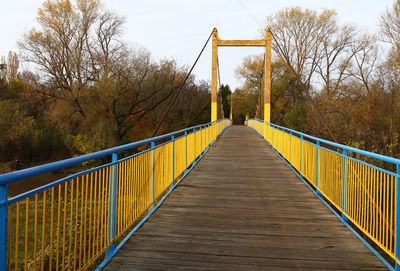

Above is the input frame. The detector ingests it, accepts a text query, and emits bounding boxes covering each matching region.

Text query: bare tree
[350,34,379,93]
[265,7,341,140]
[381,0,400,49]
[315,24,358,95]
[18,0,121,118]
[266,7,337,90]
[7,51,19,81]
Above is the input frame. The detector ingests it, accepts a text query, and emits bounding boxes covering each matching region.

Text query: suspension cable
[217,56,221,90]
[151,29,214,137]
[217,55,222,118]
[260,53,265,119]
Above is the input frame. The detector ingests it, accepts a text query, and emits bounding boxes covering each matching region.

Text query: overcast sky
[0,0,395,90]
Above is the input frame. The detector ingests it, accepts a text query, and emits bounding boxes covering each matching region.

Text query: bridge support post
[263,28,271,124]
[0,184,7,271]
[211,28,218,123]
[106,152,118,255]
[230,94,233,121]
[211,29,271,124]
[396,164,400,270]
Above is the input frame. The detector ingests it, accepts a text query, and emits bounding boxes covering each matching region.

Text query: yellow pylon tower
[211,28,271,125]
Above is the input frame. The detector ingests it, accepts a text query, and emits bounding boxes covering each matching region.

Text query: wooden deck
[104,125,387,271]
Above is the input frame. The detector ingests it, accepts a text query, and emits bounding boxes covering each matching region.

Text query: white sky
[0,0,395,90]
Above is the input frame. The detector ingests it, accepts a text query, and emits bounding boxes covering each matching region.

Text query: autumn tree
[266,7,338,89]
[7,51,19,81]
[235,54,264,119]
[0,56,6,82]
[219,84,231,119]
[18,0,125,119]
[18,0,199,152]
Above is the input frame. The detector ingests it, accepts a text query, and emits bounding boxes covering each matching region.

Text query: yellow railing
[247,119,398,267]
[1,118,232,271]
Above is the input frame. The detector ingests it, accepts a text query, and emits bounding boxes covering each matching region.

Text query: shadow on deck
[103,125,386,271]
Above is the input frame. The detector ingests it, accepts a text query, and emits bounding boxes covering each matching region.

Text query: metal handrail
[0,119,230,185]
[248,118,400,165]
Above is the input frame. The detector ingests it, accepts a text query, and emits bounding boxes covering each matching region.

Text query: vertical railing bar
[281,127,284,155]
[342,149,348,221]
[316,140,320,194]
[200,126,203,155]
[272,124,275,148]
[0,184,7,271]
[151,142,155,204]
[395,163,400,270]
[193,128,196,160]
[290,130,292,163]
[268,122,271,144]
[171,135,175,189]
[185,131,188,172]
[300,135,303,173]
[208,123,211,146]
[106,152,118,255]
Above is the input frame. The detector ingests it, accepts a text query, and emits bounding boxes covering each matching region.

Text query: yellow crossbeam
[217,40,266,47]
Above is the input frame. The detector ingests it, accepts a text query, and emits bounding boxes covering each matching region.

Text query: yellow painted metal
[55,185,61,271]
[211,28,271,123]
[14,202,19,271]
[61,183,68,271]
[264,104,271,124]
[40,190,46,271]
[264,28,271,124]
[318,148,343,211]
[6,120,231,271]
[217,39,266,46]
[343,159,395,258]
[49,187,54,271]
[211,29,218,122]
[247,119,397,261]
[300,141,317,187]
[7,206,11,271]
[229,95,233,120]
[290,136,301,171]
[282,132,291,161]
[24,199,28,271]
[187,132,195,166]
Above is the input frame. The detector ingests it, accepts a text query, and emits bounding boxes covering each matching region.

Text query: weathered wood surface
[105,125,387,270]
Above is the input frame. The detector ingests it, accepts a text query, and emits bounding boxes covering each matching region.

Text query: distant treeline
[2,0,400,172]
[0,0,212,172]
[233,4,400,160]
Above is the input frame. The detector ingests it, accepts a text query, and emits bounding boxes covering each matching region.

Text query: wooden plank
[104,126,387,271]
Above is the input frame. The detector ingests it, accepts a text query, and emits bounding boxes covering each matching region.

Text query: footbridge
[1,28,399,271]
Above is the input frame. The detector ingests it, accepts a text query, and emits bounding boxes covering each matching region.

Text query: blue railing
[247,118,400,270]
[0,118,232,271]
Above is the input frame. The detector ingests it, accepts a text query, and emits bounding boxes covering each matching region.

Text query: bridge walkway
[104,125,386,270]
